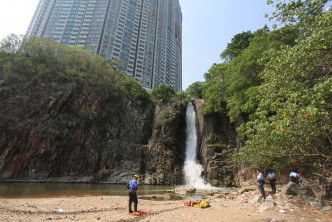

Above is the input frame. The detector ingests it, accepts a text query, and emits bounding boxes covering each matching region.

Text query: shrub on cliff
[160,110,181,126]
[151,84,176,102]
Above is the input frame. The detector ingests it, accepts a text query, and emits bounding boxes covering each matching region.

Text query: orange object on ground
[184,200,201,206]
[184,200,191,206]
[132,211,147,216]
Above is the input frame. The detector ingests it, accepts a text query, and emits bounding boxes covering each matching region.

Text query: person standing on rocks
[290,170,300,184]
[256,169,266,199]
[126,174,139,213]
[267,169,276,194]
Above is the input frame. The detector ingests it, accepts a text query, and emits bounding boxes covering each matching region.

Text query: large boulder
[201,189,215,196]
[281,182,299,196]
[298,190,311,201]
[174,185,196,195]
[300,182,324,202]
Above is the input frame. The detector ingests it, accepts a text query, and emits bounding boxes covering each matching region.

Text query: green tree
[0,34,26,54]
[226,26,299,121]
[267,0,329,32]
[201,63,228,115]
[220,31,254,63]
[235,11,332,171]
[151,84,176,102]
[204,26,298,122]
[186,81,205,99]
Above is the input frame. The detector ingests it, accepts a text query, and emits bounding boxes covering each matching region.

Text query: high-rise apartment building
[27,0,182,91]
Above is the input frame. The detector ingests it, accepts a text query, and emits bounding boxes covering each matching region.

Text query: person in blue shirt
[290,170,300,184]
[256,169,266,199]
[126,174,139,213]
[267,169,276,194]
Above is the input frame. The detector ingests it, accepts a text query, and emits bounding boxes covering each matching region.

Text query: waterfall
[183,102,211,189]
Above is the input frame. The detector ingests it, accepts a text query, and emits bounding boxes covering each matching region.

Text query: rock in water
[174,185,196,195]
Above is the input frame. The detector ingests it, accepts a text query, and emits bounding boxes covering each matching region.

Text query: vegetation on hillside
[0,35,151,107]
[188,0,331,173]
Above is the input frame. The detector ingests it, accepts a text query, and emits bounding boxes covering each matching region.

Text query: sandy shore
[1,192,331,222]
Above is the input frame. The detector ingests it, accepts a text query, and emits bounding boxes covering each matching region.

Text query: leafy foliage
[201,63,227,115]
[267,0,329,30]
[174,90,190,106]
[151,84,176,102]
[160,110,181,126]
[162,135,177,147]
[0,36,151,105]
[236,11,332,171]
[220,31,254,63]
[186,81,205,99]
[201,26,298,121]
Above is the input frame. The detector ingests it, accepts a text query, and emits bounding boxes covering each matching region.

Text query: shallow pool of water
[0,182,176,198]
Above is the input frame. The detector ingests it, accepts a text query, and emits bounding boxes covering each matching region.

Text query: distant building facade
[27,0,182,91]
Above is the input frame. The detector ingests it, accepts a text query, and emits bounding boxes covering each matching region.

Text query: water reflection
[0,182,176,198]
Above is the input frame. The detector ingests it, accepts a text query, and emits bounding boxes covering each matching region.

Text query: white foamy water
[183,102,212,189]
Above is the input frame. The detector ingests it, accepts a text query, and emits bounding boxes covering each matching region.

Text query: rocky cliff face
[0,74,239,186]
[192,99,239,187]
[0,77,186,184]
[137,102,186,185]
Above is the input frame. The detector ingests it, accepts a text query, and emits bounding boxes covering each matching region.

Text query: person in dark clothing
[256,169,266,199]
[267,169,277,194]
[126,174,139,213]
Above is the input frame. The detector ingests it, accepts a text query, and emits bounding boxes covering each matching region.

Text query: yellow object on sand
[200,201,209,208]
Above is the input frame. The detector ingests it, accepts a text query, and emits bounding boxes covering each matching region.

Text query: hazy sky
[0,0,275,90]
